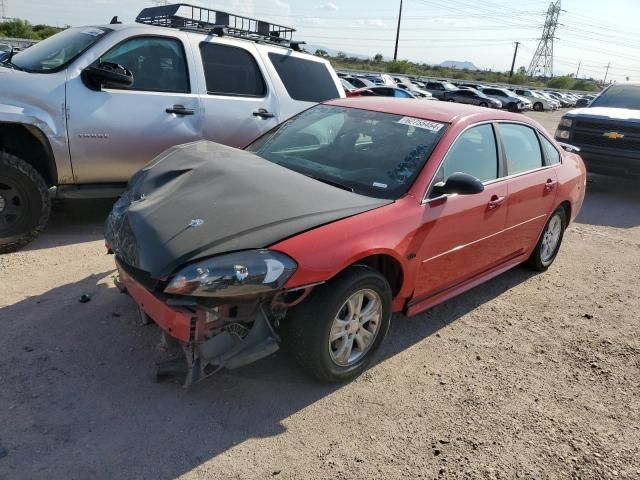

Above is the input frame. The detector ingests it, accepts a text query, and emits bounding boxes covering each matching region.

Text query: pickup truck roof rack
[135,3,304,50]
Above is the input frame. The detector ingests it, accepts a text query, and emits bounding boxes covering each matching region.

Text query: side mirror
[82,62,134,90]
[432,172,484,196]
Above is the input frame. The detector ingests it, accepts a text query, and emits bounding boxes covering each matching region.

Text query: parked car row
[336,71,598,113]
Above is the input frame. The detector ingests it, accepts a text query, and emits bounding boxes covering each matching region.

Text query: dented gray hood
[105,140,390,278]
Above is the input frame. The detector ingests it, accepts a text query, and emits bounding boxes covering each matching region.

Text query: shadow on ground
[576,174,640,229]
[23,199,116,251]
[0,264,535,479]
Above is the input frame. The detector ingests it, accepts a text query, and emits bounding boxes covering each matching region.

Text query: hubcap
[540,214,562,263]
[328,289,382,367]
[0,181,23,230]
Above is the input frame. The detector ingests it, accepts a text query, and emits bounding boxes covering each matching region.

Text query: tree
[0,19,62,40]
[373,53,383,63]
[386,60,411,74]
[336,51,347,60]
[547,76,574,89]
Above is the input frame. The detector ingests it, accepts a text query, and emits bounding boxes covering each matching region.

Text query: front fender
[0,69,73,183]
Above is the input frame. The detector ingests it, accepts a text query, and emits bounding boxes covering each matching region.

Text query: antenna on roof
[135,3,301,48]
[110,16,122,25]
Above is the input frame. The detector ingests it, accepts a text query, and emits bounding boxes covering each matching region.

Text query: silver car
[0,3,345,252]
[443,88,502,108]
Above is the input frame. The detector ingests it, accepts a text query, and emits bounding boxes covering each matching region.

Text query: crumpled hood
[106,141,391,278]
[565,107,640,122]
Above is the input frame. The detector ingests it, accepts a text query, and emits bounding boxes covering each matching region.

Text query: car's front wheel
[533,102,544,111]
[283,266,392,383]
[526,207,566,271]
[0,152,51,254]
[479,101,488,108]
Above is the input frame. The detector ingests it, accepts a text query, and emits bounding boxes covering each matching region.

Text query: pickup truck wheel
[526,207,566,271]
[0,153,51,254]
[282,266,392,383]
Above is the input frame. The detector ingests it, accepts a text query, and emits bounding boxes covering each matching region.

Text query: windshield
[11,26,112,72]
[590,85,640,110]
[246,105,448,199]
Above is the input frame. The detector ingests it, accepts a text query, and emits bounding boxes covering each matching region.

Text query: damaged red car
[105,98,586,385]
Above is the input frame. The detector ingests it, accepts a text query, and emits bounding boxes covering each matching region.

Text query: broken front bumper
[116,258,200,343]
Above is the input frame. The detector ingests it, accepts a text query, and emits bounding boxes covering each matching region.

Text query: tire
[0,152,51,254]
[533,102,544,112]
[447,98,455,102]
[479,102,488,108]
[526,207,566,271]
[507,103,517,112]
[282,266,392,383]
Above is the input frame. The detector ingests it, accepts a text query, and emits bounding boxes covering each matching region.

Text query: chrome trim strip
[421,213,547,264]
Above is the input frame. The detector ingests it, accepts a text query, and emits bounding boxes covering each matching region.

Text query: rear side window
[200,43,265,96]
[498,123,543,174]
[101,36,189,93]
[539,135,561,165]
[268,53,339,102]
[436,124,498,184]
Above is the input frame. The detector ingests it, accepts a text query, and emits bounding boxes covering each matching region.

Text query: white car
[513,88,557,111]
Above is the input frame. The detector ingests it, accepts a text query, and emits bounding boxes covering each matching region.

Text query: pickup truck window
[101,36,189,93]
[11,27,112,73]
[590,85,640,110]
[268,53,340,102]
[199,43,266,97]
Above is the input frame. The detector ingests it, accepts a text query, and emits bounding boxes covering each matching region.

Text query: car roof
[325,97,532,125]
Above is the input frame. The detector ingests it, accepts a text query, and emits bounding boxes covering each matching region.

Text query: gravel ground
[1,110,639,480]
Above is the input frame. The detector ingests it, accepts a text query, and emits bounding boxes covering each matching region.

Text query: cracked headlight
[164,250,297,298]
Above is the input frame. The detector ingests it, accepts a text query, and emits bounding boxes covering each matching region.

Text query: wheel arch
[345,252,405,298]
[0,122,57,187]
[557,199,572,223]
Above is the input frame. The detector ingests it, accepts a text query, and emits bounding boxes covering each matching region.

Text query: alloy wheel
[540,213,562,263]
[328,289,382,367]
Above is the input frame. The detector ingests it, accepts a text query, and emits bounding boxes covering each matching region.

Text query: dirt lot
[1,110,639,480]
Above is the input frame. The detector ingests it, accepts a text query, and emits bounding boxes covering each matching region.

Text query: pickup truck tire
[282,266,392,383]
[0,152,51,254]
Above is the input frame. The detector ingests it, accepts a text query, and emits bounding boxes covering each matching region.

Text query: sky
[6,0,640,82]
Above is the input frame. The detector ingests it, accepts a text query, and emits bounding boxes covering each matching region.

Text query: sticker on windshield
[397,117,445,132]
[81,28,105,37]
[373,182,388,189]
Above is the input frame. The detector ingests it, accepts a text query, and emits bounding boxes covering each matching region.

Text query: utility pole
[509,42,520,80]
[0,0,6,20]
[393,0,403,61]
[527,0,561,78]
[575,61,581,78]
[603,62,611,85]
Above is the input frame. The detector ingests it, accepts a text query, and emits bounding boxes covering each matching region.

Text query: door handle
[166,105,195,115]
[544,178,557,192]
[488,195,506,210]
[253,108,275,119]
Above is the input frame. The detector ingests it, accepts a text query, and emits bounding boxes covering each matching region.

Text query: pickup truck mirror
[82,62,134,90]
[432,172,485,196]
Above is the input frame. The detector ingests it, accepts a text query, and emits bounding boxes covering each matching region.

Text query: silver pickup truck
[0,4,344,253]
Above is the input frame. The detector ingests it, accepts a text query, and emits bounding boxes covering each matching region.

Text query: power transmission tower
[527,0,561,78]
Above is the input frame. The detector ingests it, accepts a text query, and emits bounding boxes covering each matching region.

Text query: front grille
[574,119,640,136]
[573,132,640,152]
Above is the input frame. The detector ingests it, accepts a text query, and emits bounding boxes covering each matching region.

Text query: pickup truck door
[66,32,201,183]
[191,38,280,148]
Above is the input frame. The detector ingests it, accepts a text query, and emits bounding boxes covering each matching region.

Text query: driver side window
[433,124,499,187]
[100,36,189,93]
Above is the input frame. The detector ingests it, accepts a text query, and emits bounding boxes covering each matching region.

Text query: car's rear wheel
[533,102,544,111]
[526,207,566,271]
[282,266,392,383]
[0,152,51,254]
[479,102,488,108]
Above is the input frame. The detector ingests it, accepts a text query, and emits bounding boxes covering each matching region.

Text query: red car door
[496,123,559,256]
[413,123,510,301]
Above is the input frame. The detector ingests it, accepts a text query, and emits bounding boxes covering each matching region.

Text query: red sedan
[106,98,586,385]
